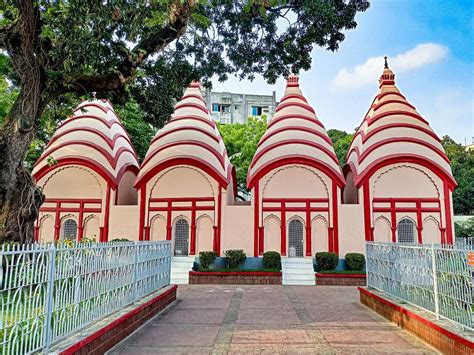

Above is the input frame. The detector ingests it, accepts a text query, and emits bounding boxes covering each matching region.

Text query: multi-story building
[202,89,277,124]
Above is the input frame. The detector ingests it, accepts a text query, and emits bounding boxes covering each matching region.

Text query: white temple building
[33,64,456,259]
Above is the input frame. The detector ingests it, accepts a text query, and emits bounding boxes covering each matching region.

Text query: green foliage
[441,136,474,215]
[110,238,131,242]
[327,129,354,165]
[115,100,156,162]
[128,59,200,129]
[218,117,267,195]
[199,251,218,269]
[454,218,474,239]
[0,54,17,125]
[24,94,82,170]
[345,253,365,271]
[224,249,246,269]
[263,251,281,270]
[315,252,338,271]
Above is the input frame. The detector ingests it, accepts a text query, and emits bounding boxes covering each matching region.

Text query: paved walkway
[108,285,437,354]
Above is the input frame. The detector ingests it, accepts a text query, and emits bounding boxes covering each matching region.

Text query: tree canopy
[0,0,370,242]
[327,128,354,164]
[217,116,267,197]
[441,136,474,215]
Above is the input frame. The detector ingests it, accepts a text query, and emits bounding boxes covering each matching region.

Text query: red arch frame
[140,140,226,170]
[251,140,340,169]
[247,155,345,189]
[135,156,230,189]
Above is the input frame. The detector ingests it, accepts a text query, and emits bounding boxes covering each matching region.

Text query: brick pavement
[107,285,438,354]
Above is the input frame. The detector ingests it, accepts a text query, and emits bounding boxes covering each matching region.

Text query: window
[397,218,415,244]
[251,106,263,116]
[288,219,304,257]
[174,218,189,256]
[222,105,230,113]
[212,103,219,112]
[62,219,78,241]
[234,105,239,110]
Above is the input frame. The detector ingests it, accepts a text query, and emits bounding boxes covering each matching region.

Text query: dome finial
[384,56,389,69]
[286,73,299,87]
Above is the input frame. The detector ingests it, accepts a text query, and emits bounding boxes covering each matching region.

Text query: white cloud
[332,43,449,89]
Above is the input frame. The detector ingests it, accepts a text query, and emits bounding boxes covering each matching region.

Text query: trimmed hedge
[224,249,246,269]
[315,252,338,271]
[199,251,218,269]
[263,251,281,270]
[345,253,365,271]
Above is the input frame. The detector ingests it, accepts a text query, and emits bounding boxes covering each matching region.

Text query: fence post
[133,242,139,302]
[431,244,440,320]
[44,244,57,349]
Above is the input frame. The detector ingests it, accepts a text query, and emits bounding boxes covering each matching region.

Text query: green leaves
[442,136,474,215]
[217,116,267,194]
[327,129,354,165]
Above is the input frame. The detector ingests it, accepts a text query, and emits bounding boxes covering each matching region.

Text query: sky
[212,0,474,145]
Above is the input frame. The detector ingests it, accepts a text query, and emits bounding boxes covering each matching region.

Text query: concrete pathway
[108,285,437,354]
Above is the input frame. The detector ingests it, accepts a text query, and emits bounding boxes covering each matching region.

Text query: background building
[202,89,277,124]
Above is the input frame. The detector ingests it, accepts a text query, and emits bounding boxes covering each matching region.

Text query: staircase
[170,256,195,284]
[281,258,315,285]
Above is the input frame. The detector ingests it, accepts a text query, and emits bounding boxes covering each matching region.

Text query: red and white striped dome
[135,82,234,188]
[247,75,344,188]
[346,65,455,187]
[32,99,139,187]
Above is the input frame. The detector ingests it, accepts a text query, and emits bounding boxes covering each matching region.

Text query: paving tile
[153,307,227,324]
[175,298,231,309]
[237,308,301,324]
[107,285,434,354]
[116,324,219,347]
[319,326,430,351]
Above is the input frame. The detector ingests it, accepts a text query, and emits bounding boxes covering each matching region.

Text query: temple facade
[33,65,456,257]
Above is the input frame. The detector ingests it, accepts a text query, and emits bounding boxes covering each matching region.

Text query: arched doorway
[174,218,189,256]
[397,218,415,244]
[288,219,304,257]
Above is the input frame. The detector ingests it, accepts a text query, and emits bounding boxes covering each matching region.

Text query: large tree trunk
[0,92,45,243]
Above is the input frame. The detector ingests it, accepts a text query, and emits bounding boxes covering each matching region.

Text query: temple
[33,63,456,258]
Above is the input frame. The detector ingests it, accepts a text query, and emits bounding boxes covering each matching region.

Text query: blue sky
[213,0,473,144]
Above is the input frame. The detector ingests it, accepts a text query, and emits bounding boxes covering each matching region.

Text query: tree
[441,136,474,215]
[218,116,267,197]
[454,217,474,239]
[327,128,354,165]
[0,0,369,242]
[115,101,156,162]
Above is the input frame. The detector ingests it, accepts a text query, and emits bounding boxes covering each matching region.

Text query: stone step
[282,279,315,286]
[283,268,315,275]
[281,264,314,272]
[283,273,315,280]
[170,277,189,285]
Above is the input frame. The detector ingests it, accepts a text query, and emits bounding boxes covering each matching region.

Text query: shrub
[199,251,218,269]
[224,249,246,269]
[110,238,131,242]
[263,251,281,270]
[345,253,365,271]
[315,252,338,271]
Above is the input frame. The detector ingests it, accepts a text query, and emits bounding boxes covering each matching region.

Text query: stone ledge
[358,286,474,354]
[49,285,178,355]
[315,273,366,286]
[189,271,282,284]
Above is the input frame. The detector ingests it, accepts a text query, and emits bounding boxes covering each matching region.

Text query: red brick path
[107,285,436,354]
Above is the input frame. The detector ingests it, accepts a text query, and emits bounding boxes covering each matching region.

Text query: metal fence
[366,242,473,331]
[0,241,172,354]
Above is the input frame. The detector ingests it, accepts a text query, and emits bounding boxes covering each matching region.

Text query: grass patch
[197,268,280,273]
[317,270,366,274]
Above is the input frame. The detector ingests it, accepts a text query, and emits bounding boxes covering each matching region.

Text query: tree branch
[64,0,196,94]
